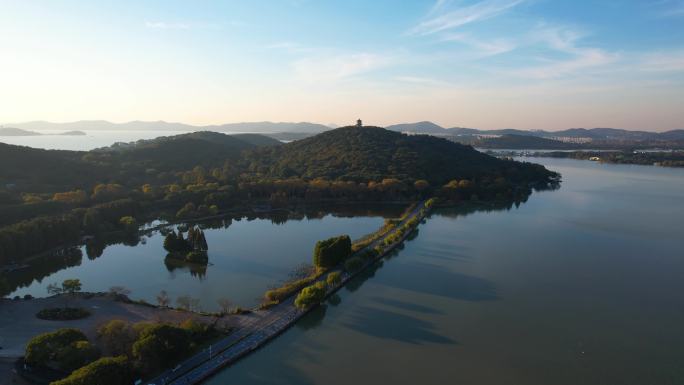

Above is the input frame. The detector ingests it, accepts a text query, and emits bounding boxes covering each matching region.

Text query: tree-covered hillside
[244,126,556,185]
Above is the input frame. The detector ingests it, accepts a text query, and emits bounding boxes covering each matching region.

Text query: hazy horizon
[2,1,683,131]
[1,119,682,133]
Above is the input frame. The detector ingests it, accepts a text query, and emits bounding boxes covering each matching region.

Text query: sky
[1,0,683,131]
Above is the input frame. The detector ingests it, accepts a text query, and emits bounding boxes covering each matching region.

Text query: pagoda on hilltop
[356,119,363,127]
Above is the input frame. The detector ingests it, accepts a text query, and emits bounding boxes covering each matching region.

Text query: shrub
[25,328,99,372]
[326,271,342,286]
[294,282,327,309]
[313,235,352,268]
[97,320,136,356]
[51,356,133,385]
[36,307,90,321]
[264,275,318,302]
[344,256,364,272]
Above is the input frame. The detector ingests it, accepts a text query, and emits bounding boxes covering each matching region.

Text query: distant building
[356,119,363,127]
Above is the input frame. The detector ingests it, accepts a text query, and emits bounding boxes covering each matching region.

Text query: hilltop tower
[356,119,363,127]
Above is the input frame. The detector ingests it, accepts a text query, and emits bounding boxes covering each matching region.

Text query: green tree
[97,320,136,356]
[51,356,134,385]
[132,324,190,375]
[294,282,327,309]
[313,235,352,268]
[326,271,342,286]
[25,328,98,372]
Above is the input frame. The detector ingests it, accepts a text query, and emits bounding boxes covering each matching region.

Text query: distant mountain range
[385,121,684,141]
[4,120,683,149]
[5,120,331,134]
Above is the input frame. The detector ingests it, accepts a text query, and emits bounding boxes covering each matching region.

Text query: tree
[132,324,190,375]
[217,297,232,315]
[51,356,134,385]
[313,235,352,268]
[344,256,364,272]
[326,271,342,286]
[25,328,98,372]
[97,320,135,356]
[156,290,170,307]
[47,279,82,308]
[63,279,82,296]
[294,282,327,309]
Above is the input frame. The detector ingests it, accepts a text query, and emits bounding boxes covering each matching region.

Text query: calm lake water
[7,209,402,309]
[1,130,195,151]
[206,158,684,385]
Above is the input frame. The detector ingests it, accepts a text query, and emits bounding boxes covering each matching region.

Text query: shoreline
[142,199,432,385]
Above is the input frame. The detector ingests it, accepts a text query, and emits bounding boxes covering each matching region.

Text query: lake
[6,207,403,309]
[1,130,198,151]
[205,158,684,385]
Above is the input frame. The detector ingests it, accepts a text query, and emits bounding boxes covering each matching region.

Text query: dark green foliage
[132,324,191,374]
[294,281,327,309]
[164,226,209,265]
[243,126,556,185]
[51,356,134,385]
[344,256,364,272]
[0,213,81,266]
[326,271,342,286]
[532,150,684,167]
[25,328,99,372]
[36,307,90,320]
[97,320,136,356]
[313,235,352,268]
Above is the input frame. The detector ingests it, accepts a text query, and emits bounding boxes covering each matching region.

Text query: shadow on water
[296,304,329,331]
[370,297,445,315]
[377,261,499,302]
[342,306,457,345]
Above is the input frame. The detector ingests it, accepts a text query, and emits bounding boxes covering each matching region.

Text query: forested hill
[87,131,280,171]
[0,143,104,192]
[1,132,280,192]
[243,126,556,185]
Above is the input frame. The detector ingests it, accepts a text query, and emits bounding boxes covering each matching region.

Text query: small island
[59,130,87,136]
[163,226,209,264]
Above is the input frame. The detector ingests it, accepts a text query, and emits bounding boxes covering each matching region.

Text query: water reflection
[5,206,405,308]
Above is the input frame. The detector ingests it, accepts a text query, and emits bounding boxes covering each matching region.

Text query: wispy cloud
[293,53,394,83]
[264,41,313,54]
[513,25,618,78]
[410,0,526,35]
[441,33,517,56]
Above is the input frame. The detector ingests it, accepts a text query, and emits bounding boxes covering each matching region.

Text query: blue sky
[1,0,683,130]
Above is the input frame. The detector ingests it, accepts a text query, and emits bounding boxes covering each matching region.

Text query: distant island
[59,130,87,136]
[0,127,86,137]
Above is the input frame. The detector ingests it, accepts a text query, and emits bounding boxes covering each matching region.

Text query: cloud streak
[410,0,525,35]
[293,52,394,83]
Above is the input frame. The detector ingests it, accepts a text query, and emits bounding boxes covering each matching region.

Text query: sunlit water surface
[205,158,684,385]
